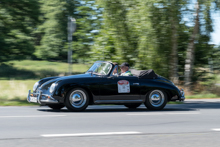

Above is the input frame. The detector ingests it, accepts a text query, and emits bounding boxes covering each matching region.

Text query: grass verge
[185,93,220,99]
[0,98,39,106]
[0,60,90,106]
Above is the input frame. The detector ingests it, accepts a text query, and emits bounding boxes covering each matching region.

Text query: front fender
[38,77,60,87]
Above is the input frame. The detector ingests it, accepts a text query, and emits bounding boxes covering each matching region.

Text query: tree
[184,0,200,90]
[184,0,218,90]
[92,0,157,67]
[35,0,99,62]
[149,0,187,78]
[0,0,40,63]
[91,0,218,86]
[93,0,188,77]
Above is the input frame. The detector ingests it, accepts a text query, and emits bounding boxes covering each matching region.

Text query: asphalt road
[1,99,220,147]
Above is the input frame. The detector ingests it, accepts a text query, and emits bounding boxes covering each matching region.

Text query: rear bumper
[27,90,58,104]
[170,88,185,101]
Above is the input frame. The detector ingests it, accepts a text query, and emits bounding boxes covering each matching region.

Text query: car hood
[39,73,97,91]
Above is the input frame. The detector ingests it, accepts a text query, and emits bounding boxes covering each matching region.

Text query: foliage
[35,0,99,62]
[0,0,41,62]
[211,46,220,71]
[91,0,187,77]
[90,0,219,81]
[0,0,219,85]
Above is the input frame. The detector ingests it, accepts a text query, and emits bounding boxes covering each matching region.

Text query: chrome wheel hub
[69,90,87,108]
[149,90,165,107]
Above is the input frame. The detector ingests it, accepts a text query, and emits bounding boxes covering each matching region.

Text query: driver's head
[113,62,118,74]
[119,62,129,73]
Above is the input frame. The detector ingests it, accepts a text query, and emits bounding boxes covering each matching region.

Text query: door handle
[133,83,139,85]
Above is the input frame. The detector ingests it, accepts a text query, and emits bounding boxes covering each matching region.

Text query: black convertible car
[27,61,185,111]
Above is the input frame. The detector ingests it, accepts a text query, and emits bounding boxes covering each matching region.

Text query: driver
[119,62,133,76]
[112,62,118,76]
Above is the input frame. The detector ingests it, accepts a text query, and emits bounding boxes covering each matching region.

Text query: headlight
[49,83,56,94]
[33,82,39,91]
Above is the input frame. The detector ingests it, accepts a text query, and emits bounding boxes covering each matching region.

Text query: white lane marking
[41,131,142,137]
[127,112,200,115]
[0,115,66,118]
[212,128,220,131]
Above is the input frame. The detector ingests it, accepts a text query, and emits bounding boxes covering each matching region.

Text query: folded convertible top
[130,69,158,79]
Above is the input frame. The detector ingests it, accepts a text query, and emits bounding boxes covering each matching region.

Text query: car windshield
[86,62,112,75]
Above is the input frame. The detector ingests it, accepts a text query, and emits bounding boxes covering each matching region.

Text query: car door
[97,75,141,103]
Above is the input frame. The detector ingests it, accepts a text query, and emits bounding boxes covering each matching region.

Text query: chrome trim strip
[94,100,143,104]
[133,83,139,85]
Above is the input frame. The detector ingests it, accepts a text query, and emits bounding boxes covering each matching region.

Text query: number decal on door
[118,80,130,93]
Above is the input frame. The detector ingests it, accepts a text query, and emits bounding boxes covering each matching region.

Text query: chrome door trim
[94,100,143,104]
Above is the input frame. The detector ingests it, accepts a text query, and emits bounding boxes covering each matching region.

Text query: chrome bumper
[180,89,185,101]
[27,90,58,104]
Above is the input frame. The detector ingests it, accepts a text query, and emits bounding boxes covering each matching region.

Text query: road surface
[0,99,220,147]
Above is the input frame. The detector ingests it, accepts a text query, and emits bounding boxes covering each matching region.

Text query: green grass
[186,93,219,99]
[0,80,35,99]
[0,60,90,106]
[0,98,39,106]
[0,80,40,106]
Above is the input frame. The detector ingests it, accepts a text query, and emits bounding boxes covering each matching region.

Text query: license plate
[30,96,37,103]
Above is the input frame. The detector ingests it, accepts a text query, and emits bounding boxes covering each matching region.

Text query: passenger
[119,62,133,76]
[112,62,119,76]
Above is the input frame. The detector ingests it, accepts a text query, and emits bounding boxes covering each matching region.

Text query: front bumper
[27,90,58,104]
[179,89,185,101]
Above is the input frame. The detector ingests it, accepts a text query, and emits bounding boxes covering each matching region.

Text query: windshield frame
[86,61,113,76]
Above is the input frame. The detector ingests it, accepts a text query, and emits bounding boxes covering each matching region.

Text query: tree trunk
[169,17,179,85]
[184,0,200,91]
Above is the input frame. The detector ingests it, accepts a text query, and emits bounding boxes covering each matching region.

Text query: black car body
[27,61,185,111]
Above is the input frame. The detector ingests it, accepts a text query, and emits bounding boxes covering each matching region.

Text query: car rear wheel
[124,103,142,109]
[144,90,167,110]
[47,104,65,110]
[65,88,89,112]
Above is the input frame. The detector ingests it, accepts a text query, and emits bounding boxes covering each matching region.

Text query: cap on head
[119,62,130,67]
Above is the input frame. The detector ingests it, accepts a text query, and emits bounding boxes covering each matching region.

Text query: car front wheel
[144,90,167,110]
[65,88,89,112]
